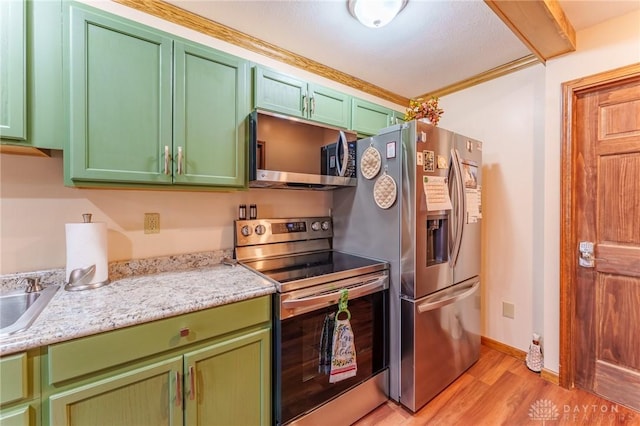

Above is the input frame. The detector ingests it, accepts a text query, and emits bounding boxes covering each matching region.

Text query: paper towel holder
[65,213,110,291]
[65,264,109,291]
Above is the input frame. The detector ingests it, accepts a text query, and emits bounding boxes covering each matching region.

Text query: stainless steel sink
[0,285,59,338]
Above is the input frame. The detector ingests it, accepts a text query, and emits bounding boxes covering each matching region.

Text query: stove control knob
[255,224,266,235]
[321,221,330,231]
[311,221,321,231]
[241,225,252,237]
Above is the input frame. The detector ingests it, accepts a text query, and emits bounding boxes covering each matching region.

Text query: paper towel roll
[65,222,108,285]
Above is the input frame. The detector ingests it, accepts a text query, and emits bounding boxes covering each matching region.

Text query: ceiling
[163,0,640,103]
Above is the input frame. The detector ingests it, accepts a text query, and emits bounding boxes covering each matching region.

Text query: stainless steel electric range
[234,217,390,426]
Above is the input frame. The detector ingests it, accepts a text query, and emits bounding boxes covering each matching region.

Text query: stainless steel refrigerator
[333,120,482,412]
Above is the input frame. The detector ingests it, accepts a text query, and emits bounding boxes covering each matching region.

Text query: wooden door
[67,4,173,184]
[173,41,248,187]
[183,328,271,426]
[563,66,640,410]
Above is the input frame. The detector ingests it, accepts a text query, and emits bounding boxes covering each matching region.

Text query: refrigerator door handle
[449,148,465,267]
[416,280,479,313]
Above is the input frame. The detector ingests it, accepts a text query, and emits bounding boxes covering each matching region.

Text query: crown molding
[112,0,410,106]
[416,55,540,100]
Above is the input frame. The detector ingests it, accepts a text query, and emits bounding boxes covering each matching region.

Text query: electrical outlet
[502,301,515,319]
[144,213,160,234]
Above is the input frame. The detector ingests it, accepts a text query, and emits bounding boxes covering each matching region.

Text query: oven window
[275,291,387,425]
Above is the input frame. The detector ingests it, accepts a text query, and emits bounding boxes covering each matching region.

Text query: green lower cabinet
[49,356,183,426]
[0,351,41,426]
[43,297,271,426]
[0,404,35,426]
[351,98,394,136]
[46,328,271,426]
[184,328,270,426]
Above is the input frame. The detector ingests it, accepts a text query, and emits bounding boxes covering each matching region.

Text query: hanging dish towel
[329,315,357,383]
[318,312,335,374]
[329,290,357,383]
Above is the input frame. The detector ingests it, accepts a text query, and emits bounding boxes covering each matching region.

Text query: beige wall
[439,64,545,356]
[440,10,640,374]
[0,151,331,274]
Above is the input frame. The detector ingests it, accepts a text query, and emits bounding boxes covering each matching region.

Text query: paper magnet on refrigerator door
[360,145,381,180]
[373,168,397,209]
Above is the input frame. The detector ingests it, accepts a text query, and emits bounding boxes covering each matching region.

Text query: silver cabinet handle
[164,146,170,175]
[177,146,183,175]
[417,281,479,313]
[302,94,307,115]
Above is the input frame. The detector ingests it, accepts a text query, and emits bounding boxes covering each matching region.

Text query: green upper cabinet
[66,3,248,188]
[254,66,351,129]
[67,4,173,184]
[28,0,66,150]
[1,0,66,149]
[173,41,247,187]
[351,98,395,136]
[0,0,26,141]
[393,109,407,125]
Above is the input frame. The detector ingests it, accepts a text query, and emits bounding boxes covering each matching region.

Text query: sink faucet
[23,277,43,293]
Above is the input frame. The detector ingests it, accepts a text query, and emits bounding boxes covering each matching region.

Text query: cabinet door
[27,0,64,150]
[0,404,35,426]
[0,0,26,141]
[254,67,306,119]
[351,98,394,136]
[67,4,173,184]
[173,41,248,187]
[184,328,271,426]
[308,84,351,129]
[49,356,183,426]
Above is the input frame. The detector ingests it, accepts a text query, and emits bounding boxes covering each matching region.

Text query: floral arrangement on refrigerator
[404,97,444,126]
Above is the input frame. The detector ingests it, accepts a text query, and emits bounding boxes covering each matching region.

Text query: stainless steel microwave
[248,110,358,190]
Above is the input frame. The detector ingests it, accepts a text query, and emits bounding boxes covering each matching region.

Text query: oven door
[273,273,389,425]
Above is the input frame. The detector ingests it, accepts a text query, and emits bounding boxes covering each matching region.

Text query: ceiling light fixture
[348,0,408,28]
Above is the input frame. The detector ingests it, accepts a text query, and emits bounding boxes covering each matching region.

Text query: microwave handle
[335,130,348,177]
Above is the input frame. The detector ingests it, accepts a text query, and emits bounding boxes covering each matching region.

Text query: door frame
[559,62,640,388]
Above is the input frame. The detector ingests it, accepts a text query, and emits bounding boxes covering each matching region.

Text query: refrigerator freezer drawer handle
[417,281,480,313]
[282,276,387,310]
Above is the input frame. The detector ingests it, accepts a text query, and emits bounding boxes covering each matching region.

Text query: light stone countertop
[0,264,276,356]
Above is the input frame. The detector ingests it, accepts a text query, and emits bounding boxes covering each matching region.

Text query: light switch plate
[502,301,515,319]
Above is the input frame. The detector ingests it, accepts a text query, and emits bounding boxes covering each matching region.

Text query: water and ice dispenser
[426,215,448,266]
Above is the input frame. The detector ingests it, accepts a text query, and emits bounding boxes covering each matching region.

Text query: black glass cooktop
[242,250,387,287]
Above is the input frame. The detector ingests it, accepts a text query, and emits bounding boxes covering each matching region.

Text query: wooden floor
[354,345,639,425]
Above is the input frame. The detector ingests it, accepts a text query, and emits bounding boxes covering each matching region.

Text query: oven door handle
[282,276,387,311]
